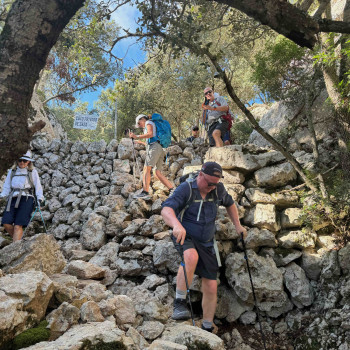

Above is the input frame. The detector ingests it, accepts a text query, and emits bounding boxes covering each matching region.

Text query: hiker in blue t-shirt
[161,161,247,332]
[129,114,174,198]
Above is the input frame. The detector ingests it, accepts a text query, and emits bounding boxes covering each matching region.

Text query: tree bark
[212,0,319,48]
[0,0,85,176]
[212,0,350,48]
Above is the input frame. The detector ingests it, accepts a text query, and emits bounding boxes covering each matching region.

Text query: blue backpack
[151,113,172,148]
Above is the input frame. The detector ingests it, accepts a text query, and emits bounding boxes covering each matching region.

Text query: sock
[142,190,149,194]
[176,289,187,300]
[202,320,213,329]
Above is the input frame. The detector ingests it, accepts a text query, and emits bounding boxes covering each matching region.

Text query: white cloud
[110,3,141,31]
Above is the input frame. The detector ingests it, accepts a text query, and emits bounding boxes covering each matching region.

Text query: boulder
[243,204,280,231]
[254,162,297,188]
[225,251,290,316]
[22,321,127,350]
[66,260,105,280]
[277,230,317,249]
[46,301,80,334]
[81,213,107,250]
[0,271,54,346]
[283,262,314,308]
[161,324,225,350]
[0,233,66,274]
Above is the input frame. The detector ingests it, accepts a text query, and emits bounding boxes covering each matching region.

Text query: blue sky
[79,3,145,108]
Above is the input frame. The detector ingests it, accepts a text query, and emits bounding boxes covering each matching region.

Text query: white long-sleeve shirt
[0,167,44,200]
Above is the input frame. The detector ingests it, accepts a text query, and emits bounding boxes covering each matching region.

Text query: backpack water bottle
[151,113,172,148]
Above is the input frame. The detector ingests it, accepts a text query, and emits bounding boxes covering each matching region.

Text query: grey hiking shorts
[145,141,165,170]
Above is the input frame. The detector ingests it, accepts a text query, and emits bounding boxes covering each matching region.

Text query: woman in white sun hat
[129,114,174,198]
[0,150,44,241]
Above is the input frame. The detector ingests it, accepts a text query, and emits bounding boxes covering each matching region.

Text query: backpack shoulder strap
[179,180,194,222]
[27,170,35,189]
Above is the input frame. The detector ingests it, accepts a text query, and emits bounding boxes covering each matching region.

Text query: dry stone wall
[0,135,349,349]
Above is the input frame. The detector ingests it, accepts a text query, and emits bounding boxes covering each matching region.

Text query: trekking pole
[173,236,195,326]
[240,233,267,350]
[130,137,142,184]
[37,204,48,233]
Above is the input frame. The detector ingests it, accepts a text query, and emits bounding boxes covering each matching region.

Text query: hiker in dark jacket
[0,151,43,241]
[161,161,247,332]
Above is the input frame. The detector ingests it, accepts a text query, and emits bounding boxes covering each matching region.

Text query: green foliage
[40,0,121,104]
[300,171,350,247]
[51,104,114,143]
[186,340,212,350]
[79,339,127,350]
[230,116,254,144]
[314,34,350,113]
[11,321,50,350]
[251,36,311,102]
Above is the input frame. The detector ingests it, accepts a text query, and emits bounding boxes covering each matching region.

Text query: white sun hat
[19,150,34,162]
[135,114,147,128]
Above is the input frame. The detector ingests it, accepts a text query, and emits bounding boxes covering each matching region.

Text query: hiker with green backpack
[0,151,44,242]
[129,113,174,198]
[161,162,247,332]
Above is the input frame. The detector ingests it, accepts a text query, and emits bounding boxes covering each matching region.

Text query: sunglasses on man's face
[202,174,219,187]
[204,90,212,96]
[18,159,29,163]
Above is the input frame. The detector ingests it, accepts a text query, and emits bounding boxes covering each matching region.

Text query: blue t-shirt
[162,179,234,244]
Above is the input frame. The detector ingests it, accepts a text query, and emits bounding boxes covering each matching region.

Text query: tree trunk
[0,0,85,176]
[212,0,350,48]
[212,0,319,48]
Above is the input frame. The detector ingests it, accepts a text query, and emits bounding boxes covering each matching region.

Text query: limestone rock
[67,260,105,280]
[280,208,303,229]
[243,204,280,232]
[225,251,290,316]
[0,271,54,345]
[260,247,302,267]
[22,321,126,350]
[80,300,104,322]
[0,233,66,274]
[138,320,165,340]
[46,301,80,334]
[254,162,297,188]
[277,230,316,249]
[284,262,314,308]
[161,324,225,350]
[81,213,107,250]
[245,187,299,207]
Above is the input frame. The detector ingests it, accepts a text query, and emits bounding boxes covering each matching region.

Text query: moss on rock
[13,320,50,350]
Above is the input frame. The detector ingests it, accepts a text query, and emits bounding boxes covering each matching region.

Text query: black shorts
[172,234,219,280]
[207,119,229,147]
[1,196,35,227]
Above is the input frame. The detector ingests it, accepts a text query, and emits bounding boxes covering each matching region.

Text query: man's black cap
[201,162,224,178]
[192,126,199,131]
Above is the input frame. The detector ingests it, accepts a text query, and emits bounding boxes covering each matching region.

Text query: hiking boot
[201,324,214,333]
[172,298,191,320]
[134,190,150,199]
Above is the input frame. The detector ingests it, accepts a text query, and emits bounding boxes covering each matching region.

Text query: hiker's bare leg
[4,224,14,237]
[212,130,223,147]
[176,248,198,292]
[143,166,152,192]
[155,169,173,190]
[13,225,23,241]
[201,278,218,323]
